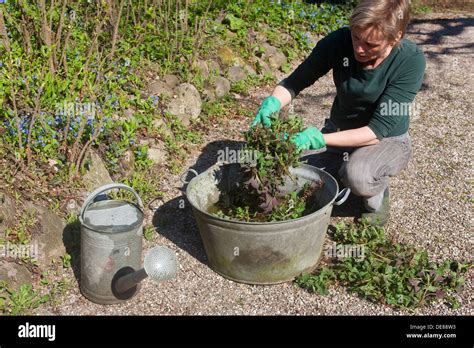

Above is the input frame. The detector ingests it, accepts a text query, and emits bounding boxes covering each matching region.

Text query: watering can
[80,183,179,305]
[79,183,145,304]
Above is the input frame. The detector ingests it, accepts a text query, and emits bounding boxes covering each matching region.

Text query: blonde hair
[349,0,411,43]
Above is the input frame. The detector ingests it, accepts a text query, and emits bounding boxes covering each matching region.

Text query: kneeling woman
[252,0,426,226]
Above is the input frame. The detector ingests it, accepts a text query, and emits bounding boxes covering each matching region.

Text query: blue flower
[150,95,160,106]
[302,32,310,43]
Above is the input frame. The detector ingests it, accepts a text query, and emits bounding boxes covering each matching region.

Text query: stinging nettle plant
[296,220,473,309]
[214,114,324,222]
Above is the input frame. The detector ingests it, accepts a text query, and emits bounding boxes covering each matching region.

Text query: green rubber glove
[290,127,326,151]
[251,96,281,128]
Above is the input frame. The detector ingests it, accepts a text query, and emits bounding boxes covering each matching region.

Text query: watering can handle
[334,188,350,206]
[80,183,144,221]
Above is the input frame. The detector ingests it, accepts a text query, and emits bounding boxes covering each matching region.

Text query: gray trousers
[300,119,412,210]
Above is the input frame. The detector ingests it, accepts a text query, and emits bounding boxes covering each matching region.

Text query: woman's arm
[323,126,380,147]
[270,85,292,109]
[271,29,342,108]
[271,86,379,147]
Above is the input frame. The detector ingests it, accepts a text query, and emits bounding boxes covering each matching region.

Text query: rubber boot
[360,187,390,227]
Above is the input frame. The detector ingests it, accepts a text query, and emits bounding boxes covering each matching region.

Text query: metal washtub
[185,163,350,284]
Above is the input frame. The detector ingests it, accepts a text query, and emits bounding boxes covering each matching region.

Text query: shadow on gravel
[407,17,474,91]
[408,17,474,61]
[153,139,245,265]
[152,195,207,265]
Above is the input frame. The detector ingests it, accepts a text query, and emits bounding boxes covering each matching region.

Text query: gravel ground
[38,13,473,316]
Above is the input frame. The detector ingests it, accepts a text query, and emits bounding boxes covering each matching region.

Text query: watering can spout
[112,246,178,295]
[114,269,148,294]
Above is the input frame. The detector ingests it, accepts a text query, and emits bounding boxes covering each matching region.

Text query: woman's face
[351,26,397,64]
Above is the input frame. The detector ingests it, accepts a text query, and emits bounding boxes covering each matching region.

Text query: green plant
[214,115,324,222]
[0,282,50,315]
[39,269,71,307]
[60,253,72,268]
[159,114,202,174]
[0,1,126,176]
[167,114,202,144]
[122,170,163,205]
[4,209,37,244]
[411,0,433,14]
[65,212,78,225]
[48,199,61,214]
[198,95,238,128]
[134,145,153,170]
[48,278,71,307]
[296,220,473,309]
[0,0,354,223]
[143,225,156,241]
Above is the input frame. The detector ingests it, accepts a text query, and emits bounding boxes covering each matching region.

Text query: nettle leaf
[296,220,473,309]
[244,177,260,190]
[259,195,279,214]
[214,115,324,222]
[436,289,446,299]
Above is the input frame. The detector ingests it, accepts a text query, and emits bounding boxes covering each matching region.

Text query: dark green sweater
[279,27,426,139]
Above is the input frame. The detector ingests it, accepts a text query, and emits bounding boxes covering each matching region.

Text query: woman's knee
[339,160,385,197]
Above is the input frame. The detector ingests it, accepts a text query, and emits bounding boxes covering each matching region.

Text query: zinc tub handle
[180,168,199,184]
[334,188,350,206]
